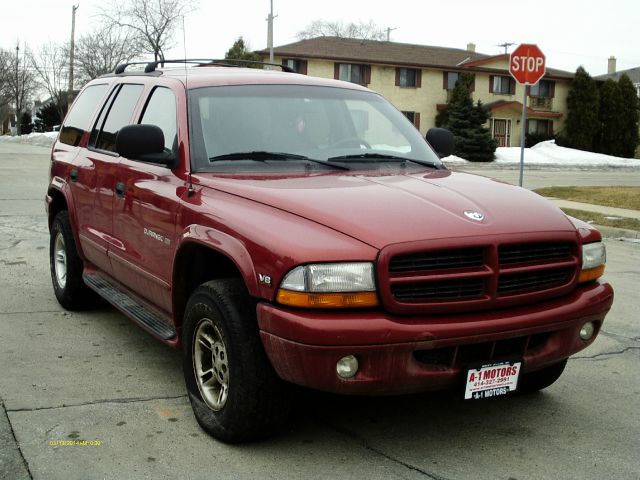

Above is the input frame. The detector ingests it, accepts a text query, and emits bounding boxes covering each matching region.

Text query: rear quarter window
[59,84,109,146]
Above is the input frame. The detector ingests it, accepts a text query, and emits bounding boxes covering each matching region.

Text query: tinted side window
[88,86,119,148]
[93,84,144,153]
[59,84,108,146]
[140,87,177,151]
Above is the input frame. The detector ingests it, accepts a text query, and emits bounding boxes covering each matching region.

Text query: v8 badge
[258,273,272,286]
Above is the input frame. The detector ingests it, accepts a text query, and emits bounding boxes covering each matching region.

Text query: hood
[197,169,576,249]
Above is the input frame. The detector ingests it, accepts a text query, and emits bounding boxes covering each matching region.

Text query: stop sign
[509,44,546,85]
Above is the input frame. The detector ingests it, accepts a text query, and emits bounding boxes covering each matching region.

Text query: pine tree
[616,74,640,158]
[597,79,623,155]
[224,38,261,67]
[562,67,599,151]
[441,73,496,161]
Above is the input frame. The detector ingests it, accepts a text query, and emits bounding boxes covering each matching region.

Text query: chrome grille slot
[498,268,573,295]
[389,248,484,273]
[392,278,484,301]
[499,243,572,265]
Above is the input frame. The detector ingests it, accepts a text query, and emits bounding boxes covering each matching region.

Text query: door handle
[70,169,78,182]
[115,182,126,198]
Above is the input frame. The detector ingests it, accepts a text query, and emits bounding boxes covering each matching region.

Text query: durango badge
[464,211,485,221]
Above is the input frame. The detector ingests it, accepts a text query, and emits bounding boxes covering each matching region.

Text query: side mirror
[116,124,176,167]
[426,128,455,158]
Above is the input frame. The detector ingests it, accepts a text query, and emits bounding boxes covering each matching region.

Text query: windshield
[188,84,443,173]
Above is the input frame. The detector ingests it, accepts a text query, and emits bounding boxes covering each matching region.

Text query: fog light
[336,355,359,379]
[580,322,595,341]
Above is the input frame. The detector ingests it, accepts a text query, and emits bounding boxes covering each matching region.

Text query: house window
[396,68,421,88]
[443,72,475,92]
[527,119,553,135]
[444,72,459,90]
[282,58,307,75]
[335,63,371,85]
[530,80,555,98]
[401,111,420,129]
[490,76,516,95]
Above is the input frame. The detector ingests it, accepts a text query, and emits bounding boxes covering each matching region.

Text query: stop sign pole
[509,44,546,186]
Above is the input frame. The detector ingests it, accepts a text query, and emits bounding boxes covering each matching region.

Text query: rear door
[80,83,145,274]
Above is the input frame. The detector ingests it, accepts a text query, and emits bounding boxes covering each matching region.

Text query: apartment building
[261,37,573,147]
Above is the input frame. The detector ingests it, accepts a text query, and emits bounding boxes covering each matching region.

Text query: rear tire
[182,279,291,443]
[518,359,567,394]
[49,211,98,310]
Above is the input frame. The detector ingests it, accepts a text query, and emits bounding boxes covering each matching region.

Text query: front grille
[498,268,573,295]
[500,243,572,265]
[413,332,551,368]
[389,248,484,273]
[380,235,579,314]
[392,278,484,301]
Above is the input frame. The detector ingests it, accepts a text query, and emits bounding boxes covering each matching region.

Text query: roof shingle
[260,37,573,78]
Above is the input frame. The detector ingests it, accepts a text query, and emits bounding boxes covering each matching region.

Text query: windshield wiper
[327,153,443,169]
[209,151,350,170]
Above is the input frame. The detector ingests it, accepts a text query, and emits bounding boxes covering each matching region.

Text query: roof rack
[113,59,296,75]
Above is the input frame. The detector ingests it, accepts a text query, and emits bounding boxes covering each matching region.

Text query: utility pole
[496,42,515,55]
[15,43,20,135]
[267,0,277,63]
[68,5,79,106]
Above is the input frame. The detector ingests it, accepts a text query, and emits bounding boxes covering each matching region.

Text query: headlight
[579,242,606,283]
[277,262,379,308]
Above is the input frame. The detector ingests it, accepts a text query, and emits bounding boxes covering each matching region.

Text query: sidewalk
[546,198,640,239]
[548,199,640,220]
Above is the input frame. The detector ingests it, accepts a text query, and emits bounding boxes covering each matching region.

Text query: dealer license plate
[464,360,521,400]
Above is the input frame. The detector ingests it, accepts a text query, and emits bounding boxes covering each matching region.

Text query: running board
[83,273,177,340]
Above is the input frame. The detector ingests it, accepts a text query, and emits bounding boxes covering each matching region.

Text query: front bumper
[257,281,613,395]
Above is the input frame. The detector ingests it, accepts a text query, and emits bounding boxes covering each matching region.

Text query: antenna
[182,15,195,197]
[385,27,397,42]
[495,42,515,54]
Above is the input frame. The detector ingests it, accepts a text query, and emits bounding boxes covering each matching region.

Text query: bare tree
[99,0,197,62]
[2,45,38,134]
[0,49,12,104]
[29,42,69,121]
[297,20,386,41]
[75,24,140,82]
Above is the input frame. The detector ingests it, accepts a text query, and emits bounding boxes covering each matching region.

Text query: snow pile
[0,132,57,148]
[2,134,639,169]
[444,140,640,168]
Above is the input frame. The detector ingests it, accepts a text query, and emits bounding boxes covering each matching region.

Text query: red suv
[46,60,613,442]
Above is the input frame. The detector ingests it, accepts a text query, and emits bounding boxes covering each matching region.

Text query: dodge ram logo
[464,211,485,221]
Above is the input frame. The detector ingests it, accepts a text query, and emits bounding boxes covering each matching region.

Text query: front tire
[49,211,97,310]
[182,279,291,443]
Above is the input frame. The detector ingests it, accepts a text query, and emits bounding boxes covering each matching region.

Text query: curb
[593,224,640,241]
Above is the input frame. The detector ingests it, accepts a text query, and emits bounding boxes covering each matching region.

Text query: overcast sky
[2,0,639,78]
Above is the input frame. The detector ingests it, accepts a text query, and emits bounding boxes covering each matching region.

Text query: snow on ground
[0,132,58,148]
[444,140,640,168]
[2,134,639,168]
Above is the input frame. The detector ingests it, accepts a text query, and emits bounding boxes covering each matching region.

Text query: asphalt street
[0,143,638,480]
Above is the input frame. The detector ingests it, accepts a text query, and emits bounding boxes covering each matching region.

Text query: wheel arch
[172,233,260,335]
[47,184,88,258]
[47,186,69,230]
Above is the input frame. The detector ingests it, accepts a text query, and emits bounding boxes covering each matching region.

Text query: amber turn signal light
[276,290,379,308]
[578,264,605,283]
